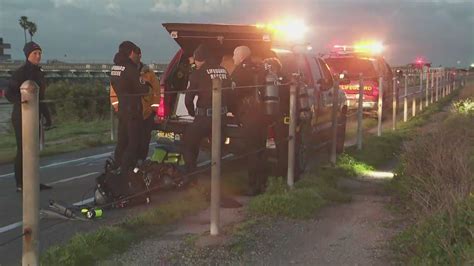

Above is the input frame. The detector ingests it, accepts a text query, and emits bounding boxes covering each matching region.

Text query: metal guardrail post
[435,71,439,102]
[210,78,222,236]
[448,72,450,94]
[449,73,452,94]
[20,80,40,265]
[446,72,449,96]
[287,82,297,187]
[412,90,416,117]
[430,70,434,104]
[425,70,429,107]
[357,76,363,150]
[451,75,454,94]
[419,71,423,112]
[441,72,444,98]
[404,74,408,122]
[39,117,44,151]
[444,72,451,97]
[445,73,448,95]
[377,77,383,136]
[392,77,397,130]
[330,79,339,164]
[443,71,446,97]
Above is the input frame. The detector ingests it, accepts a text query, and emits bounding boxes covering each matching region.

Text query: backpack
[94,158,184,208]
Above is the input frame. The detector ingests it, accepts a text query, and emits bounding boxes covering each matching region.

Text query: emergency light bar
[333,41,384,55]
[256,19,308,42]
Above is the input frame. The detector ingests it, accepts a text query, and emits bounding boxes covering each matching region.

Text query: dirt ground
[237,177,401,266]
[104,167,402,266]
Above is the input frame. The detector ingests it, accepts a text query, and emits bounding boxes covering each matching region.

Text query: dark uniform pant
[114,114,143,171]
[11,107,44,188]
[183,116,212,174]
[273,117,289,178]
[12,113,22,188]
[239,111,268,191]
[138,114,155,161]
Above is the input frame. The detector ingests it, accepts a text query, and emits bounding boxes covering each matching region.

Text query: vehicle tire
[294,127,308,181]
[336,105,348,154]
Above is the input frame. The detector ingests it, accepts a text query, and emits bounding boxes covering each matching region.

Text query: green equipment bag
[151,144,185,166]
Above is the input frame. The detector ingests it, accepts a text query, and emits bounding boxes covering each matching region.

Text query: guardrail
[349,69,470,150]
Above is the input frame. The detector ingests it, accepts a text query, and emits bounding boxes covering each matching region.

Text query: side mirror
[339,78,351,85]
[396,69,403,78]
[317,78,333,89]
[338,73,351,85]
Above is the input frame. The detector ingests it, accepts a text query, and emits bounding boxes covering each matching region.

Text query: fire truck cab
[322,45,394,116]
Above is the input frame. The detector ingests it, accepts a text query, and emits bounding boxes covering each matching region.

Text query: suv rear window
[276,52,313,85]
[325,57,377,78]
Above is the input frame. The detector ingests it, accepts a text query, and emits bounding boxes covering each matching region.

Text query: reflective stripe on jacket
[110,66,160,119]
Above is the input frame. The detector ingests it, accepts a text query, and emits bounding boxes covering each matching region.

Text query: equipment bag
[151,144,185,166]
[94,158,184,208]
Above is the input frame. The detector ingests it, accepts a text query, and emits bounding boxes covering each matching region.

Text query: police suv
[155,23,348,176]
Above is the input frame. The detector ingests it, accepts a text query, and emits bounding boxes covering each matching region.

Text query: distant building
[0,38,11,62]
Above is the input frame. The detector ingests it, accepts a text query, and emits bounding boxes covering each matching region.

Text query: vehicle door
[377,59,393,103]
[302,55,322,127]
[383,60,394,102]
[315,57,335,126]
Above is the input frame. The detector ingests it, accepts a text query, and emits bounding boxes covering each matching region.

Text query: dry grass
[458,79,474,99]
[398,115,474,216]
[398,79,474,215]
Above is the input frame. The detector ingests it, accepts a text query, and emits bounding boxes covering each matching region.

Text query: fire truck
[322,43,394,116]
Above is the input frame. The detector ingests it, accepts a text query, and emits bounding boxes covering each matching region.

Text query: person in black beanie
[109,40,149,195]
[6,41,52,192]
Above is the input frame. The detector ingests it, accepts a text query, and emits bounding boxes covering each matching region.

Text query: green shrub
[41,227,135,266]
[337,153,374,176]
[393,197,474,265]
[46,80,109,122]
[248,171,351,219]
[249,184,326,219]
[452,98,474,116]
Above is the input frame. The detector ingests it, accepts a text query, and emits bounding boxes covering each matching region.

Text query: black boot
[40,183,52,190]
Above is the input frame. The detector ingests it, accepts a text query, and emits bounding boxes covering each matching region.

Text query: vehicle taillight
[267,126,276,139]
[156,93,166,121]
[157,97,165,117]
[266,126,276,149]
[371,86,378,98]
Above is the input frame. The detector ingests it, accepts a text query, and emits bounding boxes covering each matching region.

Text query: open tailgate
[162,23,273,56]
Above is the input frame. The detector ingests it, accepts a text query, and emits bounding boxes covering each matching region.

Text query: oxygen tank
[298,84,311,120]
[263,71,280,115]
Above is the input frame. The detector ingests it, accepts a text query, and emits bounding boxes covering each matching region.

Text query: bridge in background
[0,62,167,80]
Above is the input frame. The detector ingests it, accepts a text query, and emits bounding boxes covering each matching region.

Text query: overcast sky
[0,0,472,67]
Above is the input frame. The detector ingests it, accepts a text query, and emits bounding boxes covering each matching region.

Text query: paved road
[0,99,12,134]
[0,142,214,266]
